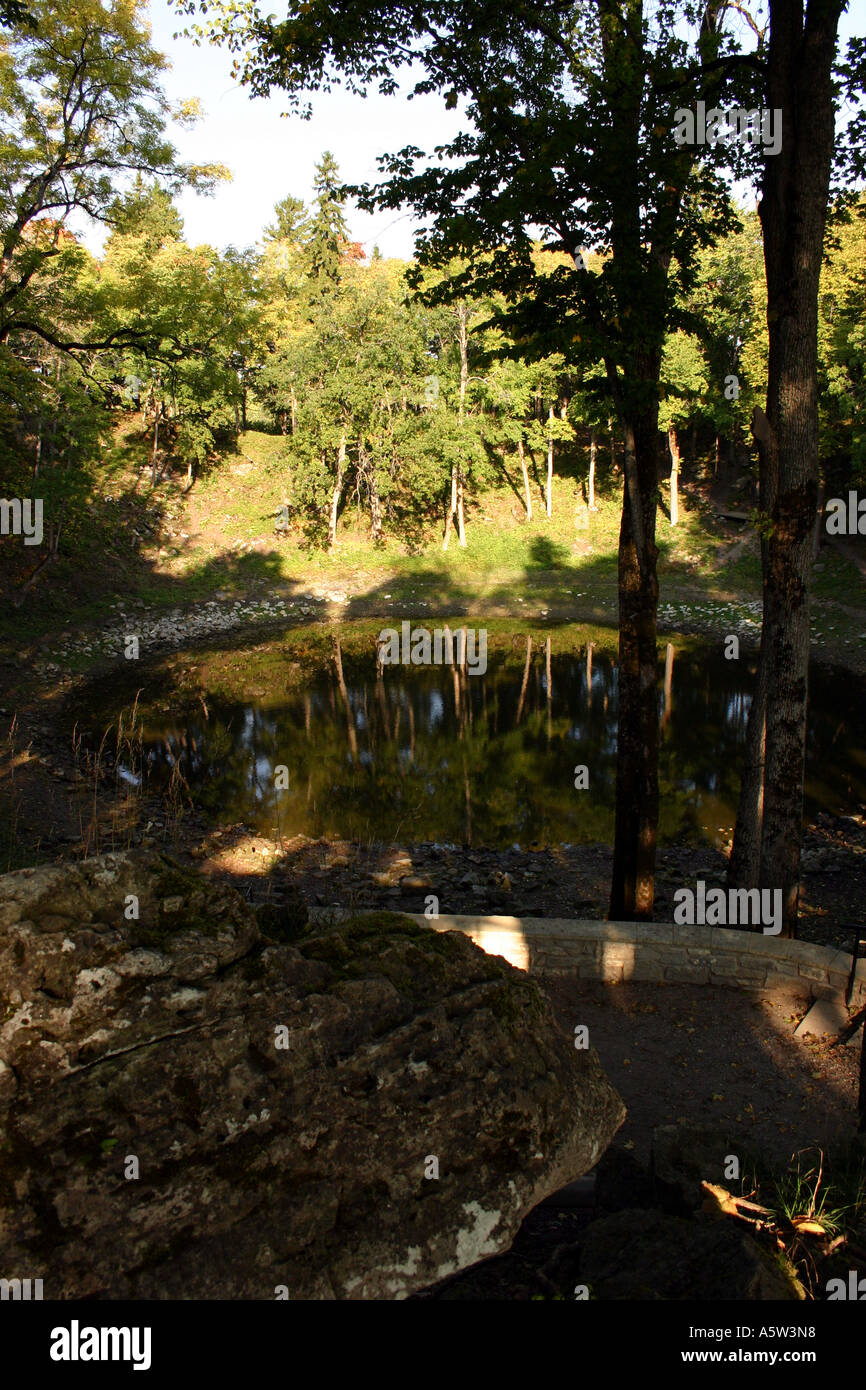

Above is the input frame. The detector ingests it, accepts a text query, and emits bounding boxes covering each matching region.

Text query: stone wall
[392,914,866,1006]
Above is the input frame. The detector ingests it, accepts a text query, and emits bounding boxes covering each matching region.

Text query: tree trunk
[609,411,660,922]
[443,465,458,550]
[327,432,347,548]
[456,467,466,547]
[369,459,383,542]
[545,403,554,518]
[812,475,825,560]
[455,302,469,547]
[588,429,597,510]
[730,0,842,939]
[668,424,680,526]
[518,437,532,519]
[151,402,160,487]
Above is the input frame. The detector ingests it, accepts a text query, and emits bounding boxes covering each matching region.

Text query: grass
[2,419,865,676]
[740,1142,866,1298]
[765,1144,866,1239]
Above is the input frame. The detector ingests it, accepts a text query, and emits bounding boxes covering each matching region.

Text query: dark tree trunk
[609,408,660,921]
[730,0,842,937]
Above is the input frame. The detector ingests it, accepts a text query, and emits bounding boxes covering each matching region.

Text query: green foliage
[307,150,350,287]
[818,197,866,485]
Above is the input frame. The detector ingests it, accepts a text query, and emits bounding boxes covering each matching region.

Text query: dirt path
[541,975,863,1165]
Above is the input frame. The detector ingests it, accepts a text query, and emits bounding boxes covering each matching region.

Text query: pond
[69,621,866,850]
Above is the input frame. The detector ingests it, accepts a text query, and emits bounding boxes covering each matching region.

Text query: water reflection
[75,630,866,849]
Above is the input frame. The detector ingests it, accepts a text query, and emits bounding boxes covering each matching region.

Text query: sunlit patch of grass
[740,1142,866,1298]
[766,1146,866,1238]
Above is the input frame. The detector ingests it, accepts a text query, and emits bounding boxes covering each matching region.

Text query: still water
[72,625,866,849]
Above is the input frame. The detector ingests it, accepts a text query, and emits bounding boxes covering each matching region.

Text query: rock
[800,848,827,873]
[594,1145,658,1213]
[651,1124,748,1211]
[0,855,624,1300]
[580,1209,805,1300]
[400,874,433,893]
[255,886,309,943]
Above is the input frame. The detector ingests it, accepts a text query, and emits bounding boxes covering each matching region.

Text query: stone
[580,1209,805,1300]
[794,997,856,1045]
[651,1123,749,1211]
[0,854,625,1300]
[399,874,433,893]
[800,848,828,873]
[254,886,310,943]
[593,1145,658,1213]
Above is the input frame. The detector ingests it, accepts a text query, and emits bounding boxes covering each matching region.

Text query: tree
[728,0,848,937]
[689,208,765,481]
[0,0,225,353]
[178,0,763,919]
[264,194,310,244]
[481,355,540,520]
[0,0,34,31]
[658,330,708,526]
[270,257,431,545]
[306,151,350,287]
[816,196,866,493]
[96,218,254,486]
[109,177,186,251]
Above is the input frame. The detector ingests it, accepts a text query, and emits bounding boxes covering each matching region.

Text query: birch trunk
[668,424,680,526]
[545,403,554,518]
[518,437,532,520]
[327,431,347,548]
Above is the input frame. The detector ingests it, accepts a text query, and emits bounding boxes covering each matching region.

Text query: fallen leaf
[791,1218,827,1237]
[701,1183,741,1218]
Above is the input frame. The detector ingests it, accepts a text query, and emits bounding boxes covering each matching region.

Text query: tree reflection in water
[75,630,866,850]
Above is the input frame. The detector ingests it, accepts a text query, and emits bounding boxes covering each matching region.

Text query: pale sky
[79,0,866,260]
[88,0,465,260]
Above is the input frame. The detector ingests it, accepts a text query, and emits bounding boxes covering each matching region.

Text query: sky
[83,0,465,260]
[80,0,866,261]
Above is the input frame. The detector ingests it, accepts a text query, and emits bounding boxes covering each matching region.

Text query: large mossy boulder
[0,853,625,1299]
